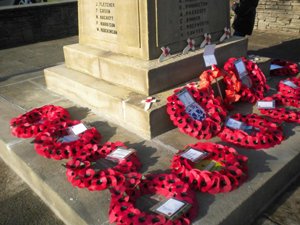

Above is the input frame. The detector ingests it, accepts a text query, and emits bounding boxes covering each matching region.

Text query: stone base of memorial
[44,0,248,139]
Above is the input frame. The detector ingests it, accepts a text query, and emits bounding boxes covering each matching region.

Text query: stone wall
[255,0,300,34]
[0,0,78,49]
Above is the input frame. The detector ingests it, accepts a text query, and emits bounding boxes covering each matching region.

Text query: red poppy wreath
[34,120,101,160]
[66,141,141,191]
[10,105,70,138]
[258,95,300,123]
[223,57,269,104]
[278,78,300,98]
[170,142,248,194]
[217,113,284,149]
[270,59,299,76]
[198,65,247,107]
[166,85,227,140]
[109,173,198,225]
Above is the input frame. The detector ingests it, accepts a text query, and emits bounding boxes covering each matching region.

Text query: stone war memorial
[45,0,247,139]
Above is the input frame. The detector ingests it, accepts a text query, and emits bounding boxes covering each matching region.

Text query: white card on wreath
[69,123,88,135]
[270,64,284,70]
[176,88,195,107]
[156,198,185,217]
[107,147,133,160]
[58,135,79,143]
[203,44,217,67]
[180,148,208,162]
[257,100,276,109]
[226,118,243,130]
[282,80,298,89]
[234,58,248,78]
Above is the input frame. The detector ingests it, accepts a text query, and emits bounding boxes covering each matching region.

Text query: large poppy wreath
[270,59,299,76]
[166,85,227,140]
[278,77,300,99]
[10,105,70,138]
[258,95,300,123]
[223,57,269,104]
[218,113,284,149]
[34,120,101,160]
[65,141,141,191]
[170,142,248,194]
[109,173,198,225]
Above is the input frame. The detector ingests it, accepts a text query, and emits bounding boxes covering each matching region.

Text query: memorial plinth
[79,0,231,60]
[44,0,248,139]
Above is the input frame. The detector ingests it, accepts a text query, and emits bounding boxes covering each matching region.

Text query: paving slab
[0,36,78,78]
[0,157,64,225]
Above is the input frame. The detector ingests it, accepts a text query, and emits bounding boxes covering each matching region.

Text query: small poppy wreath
[65,142,141,191]
[34,120,101,160]
[270,59,299,76]
[198,65,243,107]
[258,95,300,123]
[198,65,224,89]
[217,113,284,149]
[170,142,248,194]
[223,57,269,104]
[278,78,300,98]
[166,85,227,140]
[10,105,70,138]
[109,173,198,225]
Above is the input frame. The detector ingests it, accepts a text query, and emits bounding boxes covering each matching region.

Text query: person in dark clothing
[232,0,260,37]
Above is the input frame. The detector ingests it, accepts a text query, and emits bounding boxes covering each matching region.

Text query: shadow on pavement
[249,38,300,62]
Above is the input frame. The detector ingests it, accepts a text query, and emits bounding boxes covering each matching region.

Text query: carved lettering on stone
[95,0,117,35]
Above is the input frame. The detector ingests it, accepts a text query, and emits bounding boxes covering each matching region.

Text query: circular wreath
[166,85,227,140]
[109,173,198,225]
[66,141,141,191]
[10,105,70,138]
[270,59,299,76]
[258,95,300,123]
[34,120,101,160]
[223,57,269,104]
[170,142,248,194]
[278,77,300,98]
[217,113,284,149]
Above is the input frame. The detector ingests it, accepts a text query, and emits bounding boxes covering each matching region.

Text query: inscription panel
[156,0,229,47]
[95,1,117,35]
[80,0,140,47]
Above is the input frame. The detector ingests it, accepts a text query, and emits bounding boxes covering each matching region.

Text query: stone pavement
[0,31,299,225]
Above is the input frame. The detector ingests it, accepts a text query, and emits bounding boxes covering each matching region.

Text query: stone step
[0,95,299,225]
[44,64,174,140]
[63,37,248,95]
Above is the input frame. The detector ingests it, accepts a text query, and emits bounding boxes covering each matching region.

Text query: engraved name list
[95,0,117,35]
